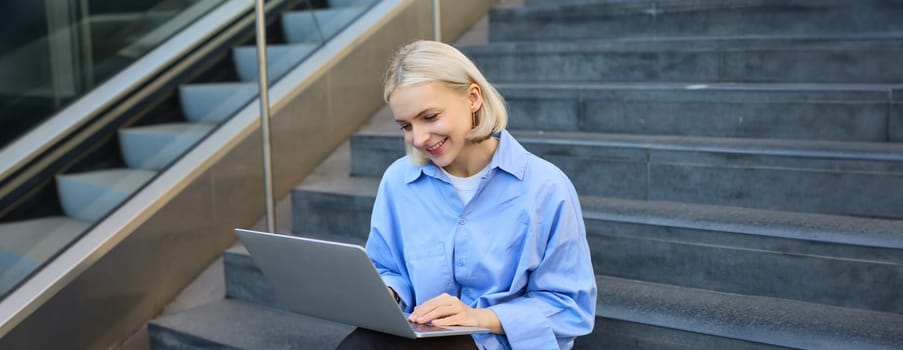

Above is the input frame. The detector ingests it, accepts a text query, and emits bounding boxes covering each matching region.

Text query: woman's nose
[411,127,429,149]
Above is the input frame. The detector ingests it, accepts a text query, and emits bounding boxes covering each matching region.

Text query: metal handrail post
[254,0,276,232]
[433,0,441,42]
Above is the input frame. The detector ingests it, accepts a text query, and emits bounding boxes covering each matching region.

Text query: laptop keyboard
[410,323,448,332]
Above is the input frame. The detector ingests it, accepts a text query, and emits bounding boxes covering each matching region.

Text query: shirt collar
[404,129,527,184]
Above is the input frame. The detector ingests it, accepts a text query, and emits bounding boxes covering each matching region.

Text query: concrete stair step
[580,197,903,256]
[178,82,257,124]
[232,43,317,82]
[595,275,903,350]
[491,0,903,42]
[148,299,353,350]
[221,244,786,349]
[459,36,903,83]
[349,130,903,218]
[0,216,92,296]
[216,242,903,350]
[290,174,379,243]
[497,82,903,142]
[577,316,787,349]
[224,243,280,309]
[290,178,372,243]
[582,197,903,314]
[291,166,903,313]
[118,123,216,170]
[55,168,157,222]
[282,6,369,44]
[153,279,787,350]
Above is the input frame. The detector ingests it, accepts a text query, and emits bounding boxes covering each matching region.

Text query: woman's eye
[400,124,411,131]
[424,113,438,120]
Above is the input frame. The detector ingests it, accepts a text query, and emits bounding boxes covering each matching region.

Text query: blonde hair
[384,40,507,165]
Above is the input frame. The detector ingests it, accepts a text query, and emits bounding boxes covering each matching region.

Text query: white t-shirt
[441,164,490,205]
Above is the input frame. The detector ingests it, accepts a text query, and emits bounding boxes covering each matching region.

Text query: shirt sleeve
[365,171,414,311]
[489,184,597,349]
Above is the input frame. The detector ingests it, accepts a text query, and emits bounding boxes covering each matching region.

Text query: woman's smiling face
[389,81,483,175]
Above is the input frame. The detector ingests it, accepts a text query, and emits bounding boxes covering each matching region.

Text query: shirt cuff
[489,300,559,349]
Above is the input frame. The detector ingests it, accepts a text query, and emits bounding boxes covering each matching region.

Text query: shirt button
[456,259,464,267]
[458,218,466,225]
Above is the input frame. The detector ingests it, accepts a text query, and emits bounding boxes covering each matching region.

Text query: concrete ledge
[584,197,903,314]
[459,36,903,83]
[491,0,903,41]
[148,299,353,350]
[892,87,903,142]
[498,82,895,141]
[151,278,793,350]
[290,165,903,313]
[582,197,903,251]
[599,276,903,350]
[578,317,787,350]
[349,131,903,218]
[223,248,282,310]
[216,243,903,350]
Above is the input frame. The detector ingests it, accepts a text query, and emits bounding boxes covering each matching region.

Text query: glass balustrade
[0,0,227,148]
[0,0,377,302]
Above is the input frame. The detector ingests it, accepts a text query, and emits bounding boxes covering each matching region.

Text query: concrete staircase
[0,1,371,299]
[150,0,903,349]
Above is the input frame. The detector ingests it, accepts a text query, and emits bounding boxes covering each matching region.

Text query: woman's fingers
[429,312,470,327]
[415,303,458,323]
[409,293,481,327]
[410,293,451,315]
[409,298,454,322]
[409,293,465,323]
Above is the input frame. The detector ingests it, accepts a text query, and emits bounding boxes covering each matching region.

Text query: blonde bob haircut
[384,40,508,166]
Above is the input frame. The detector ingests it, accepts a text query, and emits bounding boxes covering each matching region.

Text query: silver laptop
[234,228,490,338]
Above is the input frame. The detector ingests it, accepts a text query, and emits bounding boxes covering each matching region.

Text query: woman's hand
[408,293,504,334]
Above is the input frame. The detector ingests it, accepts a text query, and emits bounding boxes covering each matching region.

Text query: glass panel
[0,0,380,301]
[0,0,226,149]
[0,0,226,298]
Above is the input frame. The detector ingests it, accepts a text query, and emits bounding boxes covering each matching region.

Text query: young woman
[337,40,596,350]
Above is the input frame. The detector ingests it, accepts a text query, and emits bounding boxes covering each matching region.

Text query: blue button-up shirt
[366,130,597,349]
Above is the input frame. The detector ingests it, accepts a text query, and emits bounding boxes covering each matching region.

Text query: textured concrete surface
[214,246,903,350]
[490,0,903,41]
[588,227,903,313]
[500,83,893,141]
[893,87,903,142]
[576,317,789,350]
[580,197,903,251]
[348,131,903,218]
[148,299,354,350]
[292,167,903,313]
[599,275,903,350]
[460,37,903,83]
[224,248,281,309]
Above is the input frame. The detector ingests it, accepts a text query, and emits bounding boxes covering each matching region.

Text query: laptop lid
[234,228,489,339]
